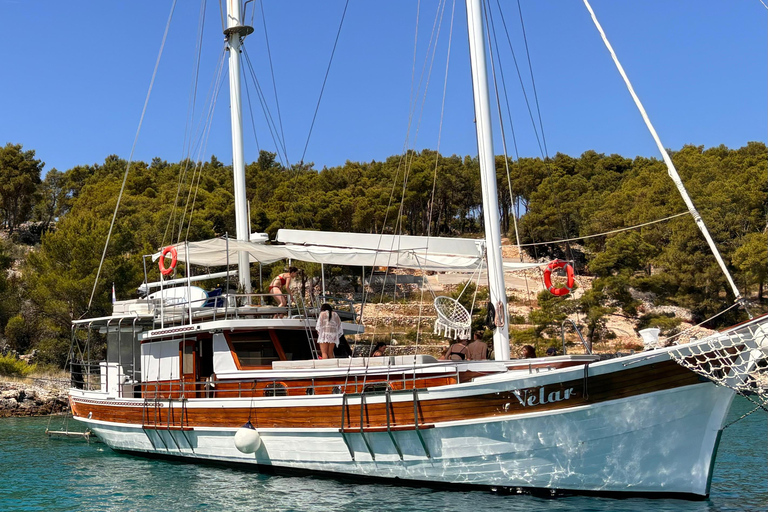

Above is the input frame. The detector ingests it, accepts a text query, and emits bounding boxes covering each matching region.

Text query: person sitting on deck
[269,266,299,315]
[316,303,342,360]
[370,341,386,357]
[520,344,536,359]
[441,336,470,361]
[467,331,489,360]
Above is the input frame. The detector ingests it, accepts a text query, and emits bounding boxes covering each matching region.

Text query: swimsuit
[448,345,467,361]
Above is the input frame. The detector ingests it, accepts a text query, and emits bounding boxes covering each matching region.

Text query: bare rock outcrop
[0,380,69,417]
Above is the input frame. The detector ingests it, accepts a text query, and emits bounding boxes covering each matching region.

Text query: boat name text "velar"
[512,386,576,407]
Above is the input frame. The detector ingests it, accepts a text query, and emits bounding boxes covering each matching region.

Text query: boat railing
[70,360,139,396]
[318,294,358,322]
[561,319,592,355]
[150,292,307,325]
[149,291,361,326]
[134,368,460,401]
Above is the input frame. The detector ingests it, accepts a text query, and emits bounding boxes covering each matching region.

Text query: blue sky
[0,1,765,175]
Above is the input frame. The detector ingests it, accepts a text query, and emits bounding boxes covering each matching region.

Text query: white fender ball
[234,422,261,453]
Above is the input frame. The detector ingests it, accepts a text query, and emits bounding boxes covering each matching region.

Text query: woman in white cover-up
[316,303,342,360]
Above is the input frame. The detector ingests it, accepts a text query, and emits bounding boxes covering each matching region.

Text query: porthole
[362,383,391,394]
[263,382,288,397]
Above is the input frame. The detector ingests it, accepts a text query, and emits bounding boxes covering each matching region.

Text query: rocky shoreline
[0,379,70,417]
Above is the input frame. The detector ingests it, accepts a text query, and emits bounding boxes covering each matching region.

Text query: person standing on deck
[467,331,489,360]
[270,266,299,311]
[316,303,342,360]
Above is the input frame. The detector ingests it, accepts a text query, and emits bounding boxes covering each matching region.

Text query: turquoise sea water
[0,396,765,512]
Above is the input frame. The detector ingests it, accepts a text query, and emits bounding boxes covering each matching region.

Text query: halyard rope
[87,0,177,312]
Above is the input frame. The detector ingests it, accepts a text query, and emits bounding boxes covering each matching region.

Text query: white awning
[152,238,290,267]
[152,230,546,272]
[276,229,483,270]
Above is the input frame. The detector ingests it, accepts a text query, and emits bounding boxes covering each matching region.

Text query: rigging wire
[368,0,450,347]
[516,0,573,265]
[491,1,545,266]
[583,0,743,304]
[415,0,457,352]
[484,0,520,249]
[184,58,228,241]
[393,0,447,240]
[515,211,691,247]
[494,1,573,269]
[299,0,350,165]
[182,0,208,163]
[493,2,545,158]
[242,48,289,166]
[242,58,262,155]
[177,49,228,243]
[87,0,177,312]
[663,301,741,344]
[359,0,442,341]
[259,0,289,164]
[516,0,549,158]
[484,0,532,304]
[166,1,222,248]
[218,0,226,33]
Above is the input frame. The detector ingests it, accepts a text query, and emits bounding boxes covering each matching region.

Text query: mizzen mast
[225,0,254,293]
[466,0,510,360]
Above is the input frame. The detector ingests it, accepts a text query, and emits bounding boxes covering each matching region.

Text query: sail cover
[152,230,544,271]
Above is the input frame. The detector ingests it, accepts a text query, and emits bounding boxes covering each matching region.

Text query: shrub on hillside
[0,353,36,377]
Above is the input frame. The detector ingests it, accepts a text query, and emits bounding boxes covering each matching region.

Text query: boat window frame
[225,329,286,370]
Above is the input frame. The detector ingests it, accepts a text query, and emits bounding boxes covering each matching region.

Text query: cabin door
[180,338,197,398]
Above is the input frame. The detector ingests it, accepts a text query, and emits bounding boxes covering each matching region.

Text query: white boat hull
[76,380,734,498]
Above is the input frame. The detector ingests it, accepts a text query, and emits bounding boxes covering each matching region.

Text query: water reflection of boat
[68,0,768,499]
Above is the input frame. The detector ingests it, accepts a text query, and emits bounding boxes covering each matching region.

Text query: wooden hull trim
[71,354,702,432]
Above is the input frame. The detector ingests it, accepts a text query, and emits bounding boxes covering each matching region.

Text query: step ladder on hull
[339,387,433,461]
[141,394,194,453]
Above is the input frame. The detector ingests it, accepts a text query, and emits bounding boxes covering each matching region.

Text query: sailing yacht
[68,0,768,499]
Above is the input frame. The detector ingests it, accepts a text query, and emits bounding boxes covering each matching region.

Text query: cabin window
[273,330,315,361]
[230,331,280,368]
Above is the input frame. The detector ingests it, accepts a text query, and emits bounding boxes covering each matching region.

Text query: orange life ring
[544,259,574,297]
[159,246,177,276]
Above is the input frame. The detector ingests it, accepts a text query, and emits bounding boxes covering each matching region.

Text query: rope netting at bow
[668,320,768,410]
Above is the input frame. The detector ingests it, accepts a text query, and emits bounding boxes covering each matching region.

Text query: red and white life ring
[158,246,178,276]
[544,259,574,297]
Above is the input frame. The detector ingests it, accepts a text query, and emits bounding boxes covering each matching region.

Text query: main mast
[225,0,254,293]
[466,0,510,360]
